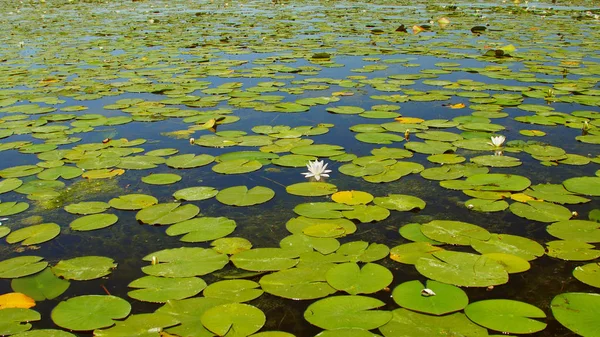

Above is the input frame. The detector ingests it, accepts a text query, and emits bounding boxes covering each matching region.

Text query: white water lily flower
[489,135,506,147]
[302,160,332,181]
[421,288,436,297]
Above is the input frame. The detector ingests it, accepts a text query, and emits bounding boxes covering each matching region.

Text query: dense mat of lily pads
[1,0,600,336]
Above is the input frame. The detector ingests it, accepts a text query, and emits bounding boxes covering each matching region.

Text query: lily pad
[70,213,118,231]
[64,201,109,215]
[10,268,70,301]
[173,187,218,201]
[108,194,158,210]
[201,303,266,337]
[6,223,60,245]
[573,263,600,288]
[165,154,215,169]
[547,220,600,243]
[141,173,182,185]
[231,248,299,272]
[203,279,263,303]
[373,194,426,211]
[216,186,275,206]
[325,263,393,295]
[509,201,572,223]
[142,247,229,277]
[52,256,117,281]
[415,250,508,287]
[136,203,199,225]
[287,182,338,197]
[379,309,487,337]
[391,280,468,315]
[304,295,392,330]
[464,299,546,334]
[420,220,490,245]
[165,217,236,242]
[0,308,40,336]
[128,276,207,303]
[563,176,600,196]
[0,256,47,279]
[51,295,131,331]
[260,266,336,300]
[551,293,600,337]
[471,234,545,261]
[546,240,600,261]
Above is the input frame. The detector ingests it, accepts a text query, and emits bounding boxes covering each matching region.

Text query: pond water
[1,1,599,337]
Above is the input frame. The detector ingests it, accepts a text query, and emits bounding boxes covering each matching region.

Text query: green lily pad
[136,203,200,225]
[327,106,365,114]
[465,299,546,334]
[216,186,275,206]
[141,173,182,185]
[165,154,215,169]
[415,251,508,287]
[509,201,572,223]
[155,297,231,337]
[52,256,117,280]
[291,144,345,157]
[546,240,600,261]
[260,266,336,300]
[6,223,60,245]
[127,276,207,303]
[331,190,374,205]
[108,194,158,210]
[294,202,354,219]
[10,268,70,301]
[64,201,110,215]
[391,280,468,315]
[70,213,118,231]
[466,173,531,191]
[37,166,83,180]
[165,217,236,242]
[484,253,530,273]
[573,263,600,288]
[373,194,426,211]
[201,303,265,337]
[0,308,40,336]
[420,220,490,245]
[173,187,218,201]
[304,295,392,330]
[212,159,263,174]
[286,182,338,197]
[547,220,600,243]
[231,248,299,272]
[470,155,521,167]
[0,165,44,178]
[203,279,263,303]
[404,141,455,155]
[399,224,442,245]
[0,256,47,279]
[0,202,29,217]
[563,176,600,196]
[51,295,131,331]
[142,247,229,277]
[379,309,487,337]
[0,178,23,194]
[551,293,600,337]
[390,242,444,265]
[93,313,179,337]
[211,237,253,255]
[325,263,393,295]
[427,154,465,164]
[8,329,76,337]
[342,205,390,223]
[465,198,509,212]
[471,234,545,261]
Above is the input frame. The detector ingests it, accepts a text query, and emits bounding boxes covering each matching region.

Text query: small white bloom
[488,135,506,147]
[421,288,436,297]
[302,160,332,181]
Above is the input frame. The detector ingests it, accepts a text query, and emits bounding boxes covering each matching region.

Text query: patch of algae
[32,178,122,211]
